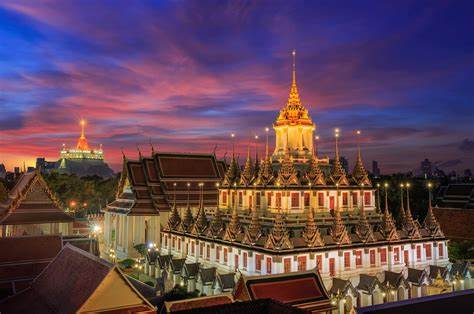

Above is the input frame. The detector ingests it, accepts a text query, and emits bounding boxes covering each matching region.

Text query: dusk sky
[0,1,473,173]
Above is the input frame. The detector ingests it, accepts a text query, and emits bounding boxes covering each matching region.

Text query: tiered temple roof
[105,152,225,216]
[0,171,73,226]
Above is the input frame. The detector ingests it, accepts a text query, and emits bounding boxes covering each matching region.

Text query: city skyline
[1,1,473,173]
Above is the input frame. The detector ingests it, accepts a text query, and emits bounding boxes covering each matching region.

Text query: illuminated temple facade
[103,53,467,308]
[57,120,114,178]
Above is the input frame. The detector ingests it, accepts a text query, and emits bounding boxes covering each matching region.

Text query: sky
[0,0,473,174]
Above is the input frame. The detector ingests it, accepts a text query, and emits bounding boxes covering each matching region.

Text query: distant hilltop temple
[36,120,115,178]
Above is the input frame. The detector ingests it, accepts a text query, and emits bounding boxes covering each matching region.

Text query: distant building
[0,164,6,179]
[372,160,381,177]
[464,169,472,180]
[434,184,474,241]
[421,158,433,178]
[55,120,114,178]
[35,157,58,174]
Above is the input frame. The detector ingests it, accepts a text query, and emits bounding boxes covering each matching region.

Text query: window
[318,193,324,207]
[165,236,168,248]
[370,249,376,266]
[438,243,444,258]
[316,255,322,272]
[342,193,348,206]
[425,244,432,259]
[416,245,421,261]
[291,193,300,208]
[394,247,400,263]
[364,192,371,206]
[224,248,228,263]
[222,191,227,204]
[256,254,263,271]
[185,243,189,255]
[172,237,175,249]
[248,195,253,207]
[284,258,291,273]
[304,193,310,207]
[267,192,272,206]
[276,193,282,208]
[344,252,351,269]
[329,258,335,276]
[404,250,409,265]
[216,246,221,261]
[243,252,248,269]
[200,243,204,258]
[178,238,181,251]
[353,192,358,206]
[381,248,387,264]
[238,192,243,205]
[266,257,272,274]
[234,254,239,270]
[297,256,307,272]
[355,250,362,267]
[232,192,235,207]
[206,245,210,261]
[191,241,195,255]
[256,193,261,207]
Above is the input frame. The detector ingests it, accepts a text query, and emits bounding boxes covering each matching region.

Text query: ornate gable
[330,210,351,245]
[275,154,299,186]
[242,206,263,246]
[302,207,324,247]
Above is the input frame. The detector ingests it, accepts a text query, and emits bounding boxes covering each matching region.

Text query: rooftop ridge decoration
[423,183,444,237]
[330,186,351,245]
[330,129,349,186]
[352,130,371,186]
[167,183,181,230]
[179,183,194,233]
[191,183,208,235]
[381,183,400,242]
[355,185,376,243]
[242,204,263,245]
[207,205,225,238]
[302,206,324,247]
[256,131,274,186]
[240,144,254,186]
[223,200,242,242]
[275,151,299,186]
[264,207,293,250]
[305,152,325,185]
[402,183,421,239]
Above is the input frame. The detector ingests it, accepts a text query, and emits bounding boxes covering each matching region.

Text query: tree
[0,181,8,202]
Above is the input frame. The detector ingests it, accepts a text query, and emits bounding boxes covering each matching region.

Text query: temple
[103,52,468,311]
[0,171,74,236]
[57,120,114,178]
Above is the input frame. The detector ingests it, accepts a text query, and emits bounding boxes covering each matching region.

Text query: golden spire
[76,119,90,151]
[80,119,86,139]
[287,49,302,107]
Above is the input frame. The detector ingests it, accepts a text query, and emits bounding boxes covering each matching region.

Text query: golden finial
[80,119,86,138]
[292,49,296,85]
[334,128,340,159]
[287,49,301,107]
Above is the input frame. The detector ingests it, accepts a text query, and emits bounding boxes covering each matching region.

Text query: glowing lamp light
[83,202,88,207]
[92,225,101,233]
[428,182,433,188]
[315,135,320,140]
[265,127,269,132]
[356,130,361,135]
[70,200,77,207]
[255,135,259,140]
[384,183,389,187]
[406,183,411,188]
[231,133,235,138]
[382,292,386,297]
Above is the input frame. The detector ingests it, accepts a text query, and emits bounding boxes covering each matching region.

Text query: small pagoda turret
[330,129,349,186]
[380,185,399,242]
[223,204,243,242]
[352,131,371,186]
[275,151,299,186]
[302,207,324,247]
[240,145,254,186]
[355,186,376,243]
[242,204,263,245]
[265,208,293,250]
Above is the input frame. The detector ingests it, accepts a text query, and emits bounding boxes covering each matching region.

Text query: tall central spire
[287,49,302,107]
[76,119,90,151]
